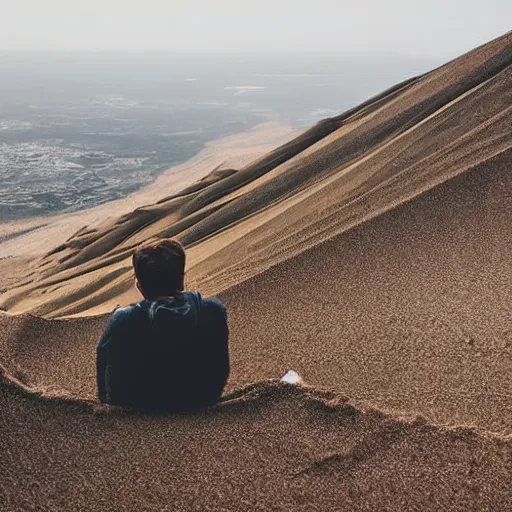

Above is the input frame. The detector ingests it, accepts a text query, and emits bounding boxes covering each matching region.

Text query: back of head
[132,239,186,300]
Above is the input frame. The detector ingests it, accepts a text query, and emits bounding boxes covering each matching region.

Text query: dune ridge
[1,357,511,442]
[2,363,512,511]
[1,31,512,511]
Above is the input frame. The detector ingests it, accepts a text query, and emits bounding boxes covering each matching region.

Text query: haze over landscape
[2,1,510,221]
[0,51,438,221]
[2,0,511,56]
[1,2,511,511]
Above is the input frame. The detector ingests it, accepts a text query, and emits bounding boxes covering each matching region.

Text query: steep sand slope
[1,32,511,511]
[1,31,510,318]
[1,136,509,432]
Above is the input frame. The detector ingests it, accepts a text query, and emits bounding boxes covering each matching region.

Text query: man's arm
[217,302,230,386]
[96,311,124,403]
[96,322,112,403]
[205,298,230,390]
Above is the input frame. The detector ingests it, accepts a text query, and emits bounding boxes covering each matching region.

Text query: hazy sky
[2,0,510,57]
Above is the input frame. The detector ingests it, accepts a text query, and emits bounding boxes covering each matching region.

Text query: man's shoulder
[98,303,147,348]
[202,296,227,317]
[108,303,144,330]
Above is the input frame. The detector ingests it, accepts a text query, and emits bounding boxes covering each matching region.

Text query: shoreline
[0,121,299,259]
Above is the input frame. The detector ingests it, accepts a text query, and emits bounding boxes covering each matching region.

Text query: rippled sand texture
[1,32,511,511]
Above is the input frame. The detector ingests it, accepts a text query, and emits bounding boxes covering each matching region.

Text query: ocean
[0,51,438,220]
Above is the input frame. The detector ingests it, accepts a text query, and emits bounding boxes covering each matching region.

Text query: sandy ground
[0,31,511,511]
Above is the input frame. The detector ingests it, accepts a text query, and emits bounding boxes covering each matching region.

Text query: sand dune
[1,32,511,510]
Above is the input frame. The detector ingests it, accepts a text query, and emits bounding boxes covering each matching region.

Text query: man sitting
[96,238,229,411]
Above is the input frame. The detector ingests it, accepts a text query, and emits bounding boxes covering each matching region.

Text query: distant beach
[0,121,299,259]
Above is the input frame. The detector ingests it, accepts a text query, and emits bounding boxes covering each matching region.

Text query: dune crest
[1,364,512,511]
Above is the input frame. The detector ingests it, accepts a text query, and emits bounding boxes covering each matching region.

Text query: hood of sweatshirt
[135,291,204,335]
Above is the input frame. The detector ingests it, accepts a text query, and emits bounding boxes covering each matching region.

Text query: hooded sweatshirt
[96,291,229,411]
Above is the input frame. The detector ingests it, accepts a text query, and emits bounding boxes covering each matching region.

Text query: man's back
[97,291,229,411]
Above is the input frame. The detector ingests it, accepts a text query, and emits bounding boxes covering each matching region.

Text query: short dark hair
[132,239,186,298]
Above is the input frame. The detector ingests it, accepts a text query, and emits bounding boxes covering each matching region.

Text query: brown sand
[1,32,512,510]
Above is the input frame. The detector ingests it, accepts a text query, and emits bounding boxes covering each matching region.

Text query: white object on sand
[281,370,304,385]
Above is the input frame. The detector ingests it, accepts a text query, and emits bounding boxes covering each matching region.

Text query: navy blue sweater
[96,292,229,411]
